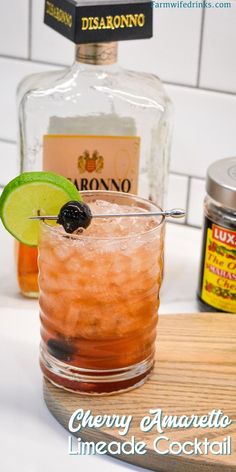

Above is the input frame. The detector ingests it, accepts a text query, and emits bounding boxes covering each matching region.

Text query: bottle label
[43,134,140,193]
[201,217,236,313]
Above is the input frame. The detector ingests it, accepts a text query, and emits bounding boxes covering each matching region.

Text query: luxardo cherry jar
[197,157,236,314]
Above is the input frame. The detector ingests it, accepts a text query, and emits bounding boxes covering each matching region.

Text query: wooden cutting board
[44,313,236,471]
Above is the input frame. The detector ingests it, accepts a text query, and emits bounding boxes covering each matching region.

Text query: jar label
[201,218,236,313]
[43,135,140,193]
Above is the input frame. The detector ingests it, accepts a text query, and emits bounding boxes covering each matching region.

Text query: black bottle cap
[44,0,153,44]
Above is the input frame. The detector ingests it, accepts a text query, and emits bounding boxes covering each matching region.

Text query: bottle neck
[75,42,118,66]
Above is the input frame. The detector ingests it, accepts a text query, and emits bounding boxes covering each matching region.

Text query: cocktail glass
[39,191,164,395]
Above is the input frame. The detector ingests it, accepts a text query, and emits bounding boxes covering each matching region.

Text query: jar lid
[206,157,236,210]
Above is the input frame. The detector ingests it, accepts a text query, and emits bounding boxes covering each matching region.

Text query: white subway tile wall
[119,8,203,85]
[0,141,18,186]
[166,173,189,224]
[166,84,236,178]
[0,0,235,229]
[187,178,206,227]
[0,0,30,59]
[200,3,236,94]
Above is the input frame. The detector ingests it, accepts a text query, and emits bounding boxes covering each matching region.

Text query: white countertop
[0,222,202,472]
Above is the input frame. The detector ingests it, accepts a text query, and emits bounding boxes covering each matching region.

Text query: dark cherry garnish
[47,338,75,362]
[57,201,92,234]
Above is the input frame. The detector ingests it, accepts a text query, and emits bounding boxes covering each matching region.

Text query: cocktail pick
[29,201,185,233]
[29,208,185,220]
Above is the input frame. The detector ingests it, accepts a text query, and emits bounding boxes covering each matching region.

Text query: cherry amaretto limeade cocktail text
[39,192,164,394]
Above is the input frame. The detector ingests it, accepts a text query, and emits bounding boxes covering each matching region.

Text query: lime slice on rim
[0,172,81,246]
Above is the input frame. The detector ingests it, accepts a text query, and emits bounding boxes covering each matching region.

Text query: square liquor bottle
[16,0,173,297]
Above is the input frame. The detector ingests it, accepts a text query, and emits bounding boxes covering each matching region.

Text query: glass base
[21,290,39,299]
[40,346,154,395]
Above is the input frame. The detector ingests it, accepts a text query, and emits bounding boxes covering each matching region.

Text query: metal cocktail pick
[29,208,185,221]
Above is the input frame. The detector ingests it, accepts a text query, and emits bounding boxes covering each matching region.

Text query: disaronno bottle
[17,0,172,297]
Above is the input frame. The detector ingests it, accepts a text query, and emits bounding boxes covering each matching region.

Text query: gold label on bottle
[43,135,140,193]
[200,219,236,313]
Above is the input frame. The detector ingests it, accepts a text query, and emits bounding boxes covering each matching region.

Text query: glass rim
[41,190,165,241]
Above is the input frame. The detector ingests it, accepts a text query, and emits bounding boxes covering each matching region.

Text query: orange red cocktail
[39,191,164,394]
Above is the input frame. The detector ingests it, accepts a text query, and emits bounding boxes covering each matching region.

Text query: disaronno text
[46,1,73,28]
[69,178,132,193]
[81,14,145,31]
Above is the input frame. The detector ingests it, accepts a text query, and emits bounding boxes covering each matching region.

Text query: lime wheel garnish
[0,172,81,246]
